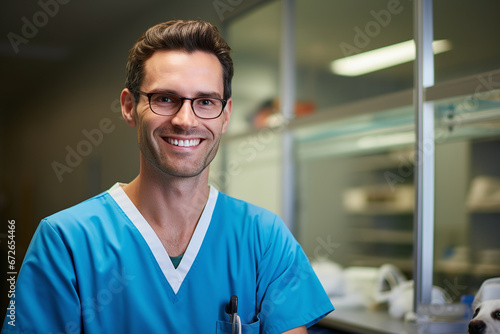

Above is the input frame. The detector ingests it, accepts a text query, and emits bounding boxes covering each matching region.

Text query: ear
[121,89,137,127]
[221,98,232,134]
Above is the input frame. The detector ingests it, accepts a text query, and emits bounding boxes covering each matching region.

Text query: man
[3,20,333,333]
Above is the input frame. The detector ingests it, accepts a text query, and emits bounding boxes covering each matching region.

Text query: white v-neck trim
[108,183,218,294]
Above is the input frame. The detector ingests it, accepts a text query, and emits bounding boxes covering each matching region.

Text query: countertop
[319,307,469,334]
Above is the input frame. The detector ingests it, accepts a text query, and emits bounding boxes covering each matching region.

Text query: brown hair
[125,20,233,100]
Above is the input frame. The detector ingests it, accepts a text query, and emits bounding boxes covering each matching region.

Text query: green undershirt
[170,253,184,269]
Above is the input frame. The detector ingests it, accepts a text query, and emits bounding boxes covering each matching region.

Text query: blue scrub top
[3,185,333,333]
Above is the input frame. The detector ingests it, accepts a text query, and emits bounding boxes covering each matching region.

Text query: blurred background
[2,0,500,332]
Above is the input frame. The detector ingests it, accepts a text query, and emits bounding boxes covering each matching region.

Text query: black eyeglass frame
[136,90,228,119]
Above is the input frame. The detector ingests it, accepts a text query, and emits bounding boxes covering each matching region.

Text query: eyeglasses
[136,91,227,119]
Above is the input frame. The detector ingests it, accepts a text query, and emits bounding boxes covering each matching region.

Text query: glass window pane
[295,0,413,113]
[294,0,414,275]
[211,1,282,212]
[226,0,281,134]
[295,105,415,272]
[211,134,282,215]
[433,88,500,299]
[434,0,500,83]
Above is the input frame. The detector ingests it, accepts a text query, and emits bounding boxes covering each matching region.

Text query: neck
[123,160,210,230]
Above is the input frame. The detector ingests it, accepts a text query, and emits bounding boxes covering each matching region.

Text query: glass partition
[213,134,282,215]
[210,0,283,215]
[434,0,500,83]
[216,0,500,331]
[293,76,500,331]
[295,0,413,113]
[294,103,415,273]
[432,88,500,298]
[225,0,281,134]
[293,0,414,275]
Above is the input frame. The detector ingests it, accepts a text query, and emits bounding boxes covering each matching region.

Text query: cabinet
[294,73,500,289]
[343,154,414,273]
[445,139,500,278]
[294,101,417,271]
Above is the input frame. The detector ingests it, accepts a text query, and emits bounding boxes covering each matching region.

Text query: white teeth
[167,138,200,147]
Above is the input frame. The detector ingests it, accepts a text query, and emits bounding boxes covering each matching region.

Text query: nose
[468,320,486,334]
[170,99,199,129]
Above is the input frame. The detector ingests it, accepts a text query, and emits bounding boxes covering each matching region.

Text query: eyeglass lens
[149,93,223,118]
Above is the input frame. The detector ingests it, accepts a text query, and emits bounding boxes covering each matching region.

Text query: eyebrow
[148,89,223,99]
[195,91,223,99]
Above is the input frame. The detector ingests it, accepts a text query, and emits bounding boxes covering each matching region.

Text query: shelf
[343,185,414,214]
[349,255,413,272]
[467,206,500,213]
[348,149,416,172]
[352,228,413,244]
[346,208,414,215]
[434,262,500,276]
[434,261,472,275]
[474,264,500,276]
[224,71,500,147]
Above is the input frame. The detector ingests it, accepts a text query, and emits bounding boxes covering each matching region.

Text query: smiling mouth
[165,138,201,147]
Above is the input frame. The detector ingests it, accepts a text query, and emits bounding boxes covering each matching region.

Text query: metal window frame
[280,0,296,231]
[413,0,435,309]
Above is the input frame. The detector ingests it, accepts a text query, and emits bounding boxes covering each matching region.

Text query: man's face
[132,49,232,178]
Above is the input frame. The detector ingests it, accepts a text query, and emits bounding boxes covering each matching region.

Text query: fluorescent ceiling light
[331,39,452,76]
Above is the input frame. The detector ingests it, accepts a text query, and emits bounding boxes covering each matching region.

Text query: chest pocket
[216,318,260,334]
